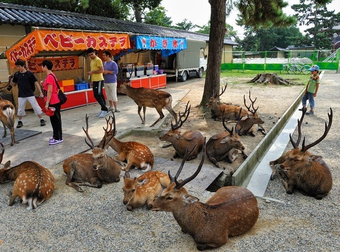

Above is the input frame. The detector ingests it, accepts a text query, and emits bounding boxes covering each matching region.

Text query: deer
[98,114,154,172]
[118,82,177,127]
[0,76,16,146]
[151,139,259,251]
[269,108,333,199]
[0,143,54,210]
[63,115,121,192]
[122,171,170,211]
[159,101,204,160]
[236,90,265,136]
[206,109,247,168]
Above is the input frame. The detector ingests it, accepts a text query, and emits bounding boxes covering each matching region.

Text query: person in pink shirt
[41,60,63,145]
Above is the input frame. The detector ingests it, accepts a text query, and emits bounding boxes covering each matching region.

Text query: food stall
[116,35,187,89]
[6,29,130,110]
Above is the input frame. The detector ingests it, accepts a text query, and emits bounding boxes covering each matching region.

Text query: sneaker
[98,111,110,118]
[115,108,120,113]
[40,119,46,126]
[49,139,63,145]
[96,111,102,117]
[306,111,314,115]
[16,121,23,128]
[298,107,307,111]
[108,107,114,112]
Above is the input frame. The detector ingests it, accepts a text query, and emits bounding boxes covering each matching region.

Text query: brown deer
[63,115,121,192]
[98,115,154,172]
[269,108,333,199]
[151,139,259,251]
[118,83,177,127]
[206,83,248,121]
[159,101,204,160]
[206,109,247,168]
[122,171,170,211]
[0,143,54,210]
[0,76,16,145]
[236,91,265,136]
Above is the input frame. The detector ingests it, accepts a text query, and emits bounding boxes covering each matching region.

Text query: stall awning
[6,29,130,68]
[115,35,187,59]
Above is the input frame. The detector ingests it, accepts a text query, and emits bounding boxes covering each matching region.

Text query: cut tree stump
[249,73,291,85]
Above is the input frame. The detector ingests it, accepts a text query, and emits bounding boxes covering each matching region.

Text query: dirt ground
[121,75,305,180]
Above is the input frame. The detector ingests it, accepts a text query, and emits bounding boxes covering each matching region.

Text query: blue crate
[75,83,89,90]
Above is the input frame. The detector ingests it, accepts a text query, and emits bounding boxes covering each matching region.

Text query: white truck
[162,39,207,82]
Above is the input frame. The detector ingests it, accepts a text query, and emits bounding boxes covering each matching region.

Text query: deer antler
[301,108,333,153]
[169,138,206,190]
[0,142,5,164]
[82,114,95,149]
[99,115,116,149]
[289,109,306,149]
[217,83,228,98]
[171,101,191,130]
[222,108,234,136]
[244,90,259,115]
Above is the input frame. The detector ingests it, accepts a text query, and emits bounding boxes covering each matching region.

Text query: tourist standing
[300,65,320,115]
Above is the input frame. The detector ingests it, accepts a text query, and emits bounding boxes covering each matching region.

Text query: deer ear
[310,155,323,162]
[137,178,149,185]
[4,160,11,169]
[183,194,199,204]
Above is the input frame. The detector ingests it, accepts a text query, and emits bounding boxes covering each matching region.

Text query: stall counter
[129,74,166,89]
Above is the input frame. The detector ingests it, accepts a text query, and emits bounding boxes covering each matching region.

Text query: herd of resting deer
[0,82,334,250]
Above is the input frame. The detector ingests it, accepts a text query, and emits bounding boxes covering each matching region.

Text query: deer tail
[2,105,15,127]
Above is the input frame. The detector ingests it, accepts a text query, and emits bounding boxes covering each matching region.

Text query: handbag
[50,74,67,105]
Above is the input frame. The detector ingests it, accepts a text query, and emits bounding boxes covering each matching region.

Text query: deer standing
[159,102,204,160]
[122,171,170,211]
[206,109,247,168]
[269,108,333,199]
[151,139,259,251]
[63,115,121,192]
[0,143,54,210]
[118,83,177,127]
[0,76,16,145]
[98,115,154,172]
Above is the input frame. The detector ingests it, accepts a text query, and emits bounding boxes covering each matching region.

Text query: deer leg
[165,105,178,124]
[65,169,84,192]
[2,121,7,138]
[78,178,102,188]
[121,162,133,172]
[8,193,17,206]
[227,149,239,163]
[10,127,15,146]
[150,108,164,127]
[137,106,145,124]
[208,156,221,168]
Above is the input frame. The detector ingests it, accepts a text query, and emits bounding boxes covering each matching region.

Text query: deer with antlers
[159,101,204,160]
[98,115,154,172]
[206,109,247,168]
[63,115,121,192]
[122,171,170,211]
[0,76,16,146]
[0,143,54,210]
[118,83,177,127]
[151,139,259,251]
[269,108,333,199]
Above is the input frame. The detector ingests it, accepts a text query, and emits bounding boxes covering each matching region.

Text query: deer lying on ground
[0,76,16,145]
[63,115,121,192]
[269,108,333,199]
[0,143,54,209]
[122,171,170,211]
[206,109,247,168]
[98,115,154,172]
[236,91,265,136]
[159,101,204,160]
[118,83,177,127]
[151,139,259,251]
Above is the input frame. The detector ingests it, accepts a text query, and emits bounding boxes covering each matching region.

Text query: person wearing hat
[300,65,320,115]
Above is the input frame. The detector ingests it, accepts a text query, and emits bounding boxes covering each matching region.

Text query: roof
[0,2,237,46]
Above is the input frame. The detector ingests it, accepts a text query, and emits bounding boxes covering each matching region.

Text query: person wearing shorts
[103,50,119,112]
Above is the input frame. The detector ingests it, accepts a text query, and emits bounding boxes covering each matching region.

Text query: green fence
[221,49,340,72]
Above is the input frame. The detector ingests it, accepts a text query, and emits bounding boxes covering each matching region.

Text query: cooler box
[145,63,153,75]
[75,83,90,90]
[135,65,144,77]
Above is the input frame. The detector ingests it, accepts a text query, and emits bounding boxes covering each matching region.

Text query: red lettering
[98,36,108,48]
[119,37,127,47]
[43,33,59,48]
[54,59,61,69]
[74,37,85,44]
[108,37,118,48]
[162,39,168,48]
[173,40,178,49]
[59,34,74,48]
[150,39,157,48]
[86,36,97,48]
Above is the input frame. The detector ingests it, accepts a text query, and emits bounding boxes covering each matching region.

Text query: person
[41,60,63,145]
[87,48,110,118]
[300,65,320,115]
[11,59,46,128]
[102,50,120,112]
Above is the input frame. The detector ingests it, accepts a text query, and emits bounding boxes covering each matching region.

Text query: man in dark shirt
[11,59,46,128]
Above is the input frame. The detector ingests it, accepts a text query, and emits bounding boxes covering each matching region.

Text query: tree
[173,19,197,31]
[144,6,172,27]
[121,0,161,22]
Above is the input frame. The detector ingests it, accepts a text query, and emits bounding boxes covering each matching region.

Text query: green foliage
[144,6,172,27]
[121,0,162,22]
[173,19,196,31]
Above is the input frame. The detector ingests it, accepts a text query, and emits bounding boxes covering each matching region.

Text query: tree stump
[249,73,291,85]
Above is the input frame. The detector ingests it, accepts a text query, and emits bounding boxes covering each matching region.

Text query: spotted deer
[269,108,333,199]
[63,115,121,192]
[206,109,247,168]
[0,143,54,210]
[98,115,154,172]
[118,83,177,127]
[151,139,259,250]
[122,171,170,211]
[159,101,204,160]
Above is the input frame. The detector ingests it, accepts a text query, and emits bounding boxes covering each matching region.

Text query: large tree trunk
[200,0,226,108]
